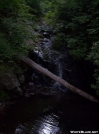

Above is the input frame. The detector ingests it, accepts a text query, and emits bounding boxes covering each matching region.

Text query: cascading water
[53,56,63,90]
[32,26,66,92]
[52,54,68,92]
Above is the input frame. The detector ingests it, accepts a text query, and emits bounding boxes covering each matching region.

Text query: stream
[0,95,99,134]
[0,24,99,134]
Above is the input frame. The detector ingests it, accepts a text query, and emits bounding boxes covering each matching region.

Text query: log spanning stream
[0,25,99,134]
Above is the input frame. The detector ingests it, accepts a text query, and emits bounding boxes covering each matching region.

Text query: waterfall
[31,25,66,91]
[58,62,62,78]
[53,56,63,90]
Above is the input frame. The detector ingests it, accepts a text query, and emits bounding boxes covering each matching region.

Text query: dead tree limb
[20,55,99,103]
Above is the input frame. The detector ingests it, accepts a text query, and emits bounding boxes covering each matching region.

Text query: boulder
[19,75,25,84]
[43,32,50,38]
[0,73,20,90]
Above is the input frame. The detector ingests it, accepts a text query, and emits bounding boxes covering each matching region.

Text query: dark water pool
[0,94,99,134]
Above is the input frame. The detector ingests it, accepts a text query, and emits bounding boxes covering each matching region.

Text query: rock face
[19,75,25,84]
[0,73,20,90]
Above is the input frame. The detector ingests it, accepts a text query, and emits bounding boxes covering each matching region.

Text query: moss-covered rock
[0,72,20,90]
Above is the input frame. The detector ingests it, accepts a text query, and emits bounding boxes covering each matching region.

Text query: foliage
[51,0,99,55]
[0,0,50,98]
[26,0,42,17]
[87,42,99,92]
[0,0,36,63]
[40,0,57,24]
[45,0,99,95]
[0,0,29,18]
[52,33,66,50]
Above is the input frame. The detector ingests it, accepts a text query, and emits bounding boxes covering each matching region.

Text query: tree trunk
[20,55,99,103]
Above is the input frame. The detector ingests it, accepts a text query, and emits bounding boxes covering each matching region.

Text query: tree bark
[20,55,99,103]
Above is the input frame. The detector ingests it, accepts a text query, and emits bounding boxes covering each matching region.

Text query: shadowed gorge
[0,0,99,133]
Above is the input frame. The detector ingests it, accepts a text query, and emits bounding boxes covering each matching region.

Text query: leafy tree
[0,0,34,74]
[0,0,28,18]
[26,0,42,17]
[46,0,99,95]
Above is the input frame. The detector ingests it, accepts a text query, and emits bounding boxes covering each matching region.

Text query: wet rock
[24,92,30,98]
[34,50,44,59]
[6,101,16,105]
[43,32,50,38]
[16,87,23,96]
[43,38,50,42]
[19,75,25,84]
[29,93,34,96]
[28,82,34,86]
[31,86,64,96]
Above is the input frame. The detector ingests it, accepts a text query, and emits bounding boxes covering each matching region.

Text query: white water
[53,56,63,90]
[33,27,65,91]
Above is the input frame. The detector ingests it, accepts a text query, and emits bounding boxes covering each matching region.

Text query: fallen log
[20,55,99,103]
